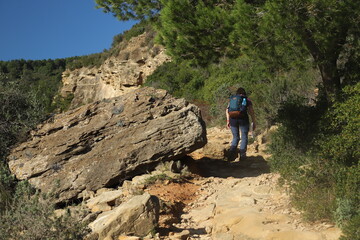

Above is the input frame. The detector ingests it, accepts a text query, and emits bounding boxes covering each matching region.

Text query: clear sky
[0,0,137,61]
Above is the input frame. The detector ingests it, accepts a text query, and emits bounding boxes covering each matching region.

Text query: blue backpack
[228,95,247,119]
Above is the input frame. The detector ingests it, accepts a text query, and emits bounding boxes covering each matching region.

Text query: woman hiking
[226,87,257,161]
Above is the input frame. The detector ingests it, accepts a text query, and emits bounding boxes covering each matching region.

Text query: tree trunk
[318,60,341,100]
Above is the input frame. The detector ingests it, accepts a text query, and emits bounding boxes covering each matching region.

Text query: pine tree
[157,0,236,65]
[256,0,360,100]
[95,0,162,20]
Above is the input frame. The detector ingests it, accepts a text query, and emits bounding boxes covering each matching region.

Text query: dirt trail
[146,128,342,240]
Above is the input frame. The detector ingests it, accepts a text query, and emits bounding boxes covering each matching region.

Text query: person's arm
[226,104,230,128]
[248,104,257,131]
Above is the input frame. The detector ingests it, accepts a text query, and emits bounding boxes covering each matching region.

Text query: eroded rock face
[8,87,206,202]
[61,32,171,108]
[89,193,160,239]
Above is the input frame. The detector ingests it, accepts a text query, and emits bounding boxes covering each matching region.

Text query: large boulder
[89,193,160,239]
[8,87,206,202]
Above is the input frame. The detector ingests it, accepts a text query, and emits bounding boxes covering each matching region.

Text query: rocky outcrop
[7,87,206,202]
[89,193,160,239]
[61,32,171,108]
[86,189,124,213]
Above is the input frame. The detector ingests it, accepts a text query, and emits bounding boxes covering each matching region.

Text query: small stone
[79,190,95,200]
[171,230,190,240]
[118,236,141,240]
[205,226,212,234]
[82,211,101,223]
[96,188,113,195]
[90,202,112,212]
[54,209,67,218]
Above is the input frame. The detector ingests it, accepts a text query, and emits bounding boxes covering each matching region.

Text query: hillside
[1,2,359,239]
[60,31,170,109]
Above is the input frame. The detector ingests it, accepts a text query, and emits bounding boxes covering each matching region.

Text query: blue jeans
[229,119,249,155]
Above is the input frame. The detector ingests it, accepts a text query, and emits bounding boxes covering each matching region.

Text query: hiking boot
[239,151,247,161]
[229,151,237,162]
[239,155,247,161]
[225,148,238,162]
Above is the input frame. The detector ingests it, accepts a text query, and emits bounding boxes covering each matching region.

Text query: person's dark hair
[236,87,247,96]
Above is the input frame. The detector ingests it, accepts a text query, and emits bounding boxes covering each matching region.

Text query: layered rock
[89,193,160,239]
[61,32,171,108]
[8,87,206,202]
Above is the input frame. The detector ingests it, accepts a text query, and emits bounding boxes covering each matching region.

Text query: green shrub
[268,82,360,237]
[0,59,80,234]
[317,83,360,167]
[51,93,74,113]
[0,162,16,211]
[334,163,360,228]
[0,181,90,240]
[340,214,360,240]
[145,61,207,100]
[268,126,311,180]
[335,198,356,227]
[65,52,109,71]
[146,55,318,129]
[291,161,337,221]
[143,173,173,186]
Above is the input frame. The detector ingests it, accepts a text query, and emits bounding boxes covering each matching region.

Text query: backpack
[228,95,247,119]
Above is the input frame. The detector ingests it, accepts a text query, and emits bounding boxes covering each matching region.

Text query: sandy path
[147,127,342,240]
[162,153,342,240]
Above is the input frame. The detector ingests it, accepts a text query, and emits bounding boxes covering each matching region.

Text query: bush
[317,83,360,167]
[112,20,154,47]
[334,163,360,232]
[0,162,16,212]
[340,214,360,240]
[143,174,173,186]
[146,56,318,129]
[0,182,90,240]
[51,93,74,113]
[145,61,207,100]
[290,161,337,221]
[268,125,311,180]
[269,114,336,221]
[268,82,360,237]
[0,58,90,239]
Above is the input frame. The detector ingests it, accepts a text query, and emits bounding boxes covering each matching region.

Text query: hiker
[226,87,256,161]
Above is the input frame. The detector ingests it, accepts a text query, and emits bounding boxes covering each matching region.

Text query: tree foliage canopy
[95,0,162,20]
[94,0,360,98]
[156,0,236,65]
[259,0,360,98]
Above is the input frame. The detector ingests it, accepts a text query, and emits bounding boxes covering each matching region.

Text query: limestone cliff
[60,32,171,109]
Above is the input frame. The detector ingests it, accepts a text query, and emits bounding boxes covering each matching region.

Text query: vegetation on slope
[0,0,359,238]
[96,1,359,238]
[0,20,153,238]
[0,59,89,238]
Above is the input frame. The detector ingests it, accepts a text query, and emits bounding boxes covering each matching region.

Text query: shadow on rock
[182,155,270,179]
[157,226,207,239]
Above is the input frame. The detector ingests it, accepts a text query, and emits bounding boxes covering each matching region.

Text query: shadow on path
[182,155,270,179]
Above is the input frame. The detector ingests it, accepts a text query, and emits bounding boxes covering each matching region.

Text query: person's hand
[227,120,230,129]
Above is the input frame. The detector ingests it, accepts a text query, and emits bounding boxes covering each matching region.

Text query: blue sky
[0,0,137,61]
